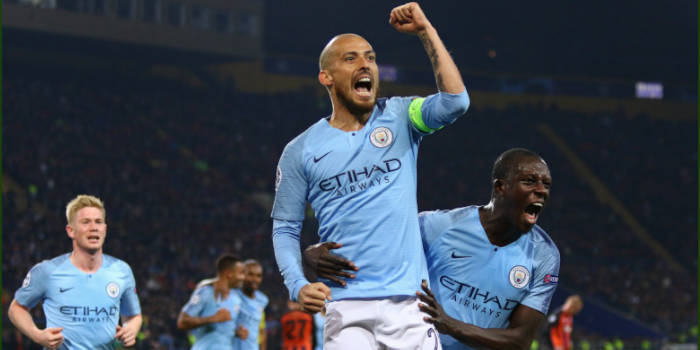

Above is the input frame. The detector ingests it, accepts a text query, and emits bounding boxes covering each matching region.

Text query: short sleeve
[418,210,454,249]
[408,91,469,133]
[521,245,560,314]
[120,264,142,316]
[14,262,50,308]
[271,140,308,221]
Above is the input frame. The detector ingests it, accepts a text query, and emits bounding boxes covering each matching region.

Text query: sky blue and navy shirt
[14,253,141,350]
[233,289,268,350]
[272,91,469,301]
[419,206,560,350]
[181,282,242,350]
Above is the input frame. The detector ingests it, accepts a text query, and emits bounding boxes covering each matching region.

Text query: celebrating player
[306,148,560,350]
[272,2,469,348]
[177,254,248,350]
[234,260,269,350]
[8,194,142,350]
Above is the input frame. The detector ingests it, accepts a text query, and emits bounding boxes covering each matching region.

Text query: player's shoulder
[194,278,217,290]
[419,205,478,223]
[102,254,133,271]
[381,96,420,116]
[255,290,269,305]
[30,253,70,275]
[528,225,560,259]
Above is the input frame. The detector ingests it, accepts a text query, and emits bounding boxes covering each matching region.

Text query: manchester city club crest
[509,265,530,289]
[106,282,120,298]
[369,127,394,148]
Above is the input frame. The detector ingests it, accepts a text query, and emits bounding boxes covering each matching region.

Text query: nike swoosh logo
[313,151,332,163]
[59,287,74,293]
[451,252,471,259]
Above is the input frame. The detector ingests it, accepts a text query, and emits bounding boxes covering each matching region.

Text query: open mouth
[87,235,101,243]
[523,202,544,224]
[354,77,372,99]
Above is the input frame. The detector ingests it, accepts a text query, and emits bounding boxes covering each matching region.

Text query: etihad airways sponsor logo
[59,305,119,323]
[318,158,402,196]
[440,275,520,319]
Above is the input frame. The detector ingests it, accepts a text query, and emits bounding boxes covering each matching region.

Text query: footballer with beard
[271,2,469,349]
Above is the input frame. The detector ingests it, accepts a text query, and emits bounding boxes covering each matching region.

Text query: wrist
[417,24,436,37]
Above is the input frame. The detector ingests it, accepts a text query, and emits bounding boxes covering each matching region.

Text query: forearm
[418,25,465,94]
[177,313,215,331]
[8,301,42,341]
[122,314,142,334]
[272,219,310,301]
[444,317,531,350]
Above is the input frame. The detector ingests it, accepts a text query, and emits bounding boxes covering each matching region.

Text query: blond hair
[65,194,106,224]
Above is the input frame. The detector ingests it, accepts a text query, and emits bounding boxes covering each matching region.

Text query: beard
[336,85,379,119]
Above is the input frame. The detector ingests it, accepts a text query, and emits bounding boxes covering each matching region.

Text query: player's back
[280,310,314,350]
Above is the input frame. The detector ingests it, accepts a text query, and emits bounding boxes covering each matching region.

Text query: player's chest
[434,239,534,303]
[306,124,413,193]
[48,272,126,300]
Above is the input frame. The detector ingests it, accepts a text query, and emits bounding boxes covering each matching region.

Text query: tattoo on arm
[419,31,446,91]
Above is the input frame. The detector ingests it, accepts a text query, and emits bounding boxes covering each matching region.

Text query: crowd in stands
[2,65,696,349]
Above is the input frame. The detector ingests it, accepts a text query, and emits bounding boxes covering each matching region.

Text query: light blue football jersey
[181,283,242,350]
[272,92,469,300]
[313,312,325,350]
[419,206,560,350]
[233,290,269,350]
[14,253,141,350]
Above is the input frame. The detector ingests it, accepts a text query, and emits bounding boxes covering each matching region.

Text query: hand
[115,324,137,346]
[209,308,232,323]
[235,325,249,339]
[417,280,456,334]
[34,327,64,349]
[304,242,358,286]
[389,2,432,34]
[298,282,331,313]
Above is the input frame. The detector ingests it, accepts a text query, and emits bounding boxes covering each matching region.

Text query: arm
[418,282,543,350]
[115,314,142,346]
[8,299,65,349]
[273,220,331,312]
[390,2,465,94]
[177,308,231,331]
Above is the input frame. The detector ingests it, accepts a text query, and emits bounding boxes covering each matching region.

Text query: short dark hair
[216,254,241,273]
[492,148,543,181]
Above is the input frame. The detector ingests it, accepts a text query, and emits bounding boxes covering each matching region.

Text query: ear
[493,179,506,196]
[66,224,74,239]
[318,70,333,88]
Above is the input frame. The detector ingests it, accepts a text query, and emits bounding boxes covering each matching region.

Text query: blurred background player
[305,148,560,350]
[280,300,316,350]
[271,2,469,348]
[235,259,269,350]
[547,295,584,350]
[8,194,142,350]
[177,254,248,350]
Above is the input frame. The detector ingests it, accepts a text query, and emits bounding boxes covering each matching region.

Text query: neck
[479,202,521,246]
[70,248,102,273]
[243,287,255,298]
[328,97,373,131]
[213,277,231,299]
